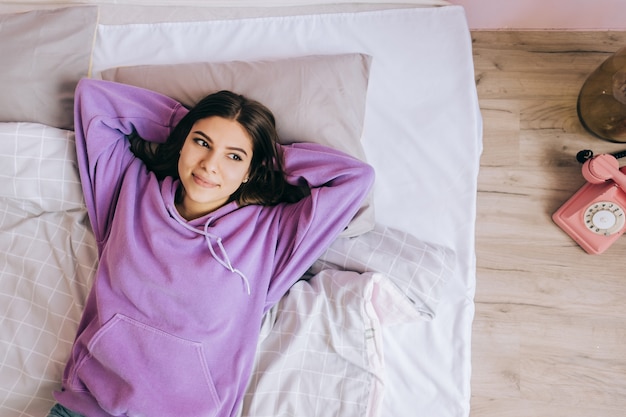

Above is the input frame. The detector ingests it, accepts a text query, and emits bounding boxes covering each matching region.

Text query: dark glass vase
[578,46,626,142]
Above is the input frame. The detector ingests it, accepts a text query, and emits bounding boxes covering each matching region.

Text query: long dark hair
[130,90,307,206]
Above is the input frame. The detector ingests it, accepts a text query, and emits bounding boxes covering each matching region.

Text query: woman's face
[176,116,253,220]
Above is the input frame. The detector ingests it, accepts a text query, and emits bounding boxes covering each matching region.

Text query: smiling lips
[192,173,219,188]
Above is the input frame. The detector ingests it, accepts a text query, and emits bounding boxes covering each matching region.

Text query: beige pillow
[0,6,99,130]
[101,54,375,236]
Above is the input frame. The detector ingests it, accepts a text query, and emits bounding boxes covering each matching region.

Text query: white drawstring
[169,206,251,296]
[203,221,251,295]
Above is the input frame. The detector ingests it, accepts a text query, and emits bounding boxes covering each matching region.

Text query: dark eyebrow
[192,130,249,157]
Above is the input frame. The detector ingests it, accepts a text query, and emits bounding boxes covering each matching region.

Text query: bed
[0,1,482,417]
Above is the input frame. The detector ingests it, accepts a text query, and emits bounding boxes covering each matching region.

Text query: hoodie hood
[163,177,251,295]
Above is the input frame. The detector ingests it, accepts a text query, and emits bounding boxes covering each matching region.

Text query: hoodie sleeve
[266,142,375,307]
[73,78,187,248]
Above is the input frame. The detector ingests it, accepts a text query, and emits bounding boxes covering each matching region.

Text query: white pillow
[0,122,84,213]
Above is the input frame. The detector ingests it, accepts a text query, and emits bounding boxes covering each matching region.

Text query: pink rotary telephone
[553,151,626,254]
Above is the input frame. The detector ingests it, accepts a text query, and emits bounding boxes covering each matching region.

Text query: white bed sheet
[89,5,481,417]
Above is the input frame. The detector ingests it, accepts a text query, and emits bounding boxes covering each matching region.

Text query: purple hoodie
[54,79,374,417]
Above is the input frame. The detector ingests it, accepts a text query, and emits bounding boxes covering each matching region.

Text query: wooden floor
[471,31,626,416]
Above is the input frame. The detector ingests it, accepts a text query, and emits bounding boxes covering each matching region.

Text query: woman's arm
[266,142,375,306]
[73,79,187,247]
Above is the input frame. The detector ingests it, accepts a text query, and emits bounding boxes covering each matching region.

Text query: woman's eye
[229,154,243,161]
[193,138,209,148]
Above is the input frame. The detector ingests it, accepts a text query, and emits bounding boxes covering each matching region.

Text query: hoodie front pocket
[77,313,221,417]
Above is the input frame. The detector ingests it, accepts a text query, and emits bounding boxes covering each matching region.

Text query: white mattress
[0,3,481,417]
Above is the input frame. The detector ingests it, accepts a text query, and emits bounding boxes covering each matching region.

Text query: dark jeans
[47,403,86,417]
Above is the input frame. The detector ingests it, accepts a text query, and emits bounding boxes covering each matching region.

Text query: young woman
[49,79,374,417]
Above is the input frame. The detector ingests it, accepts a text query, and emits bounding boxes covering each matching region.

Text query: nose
[201,151,219,173]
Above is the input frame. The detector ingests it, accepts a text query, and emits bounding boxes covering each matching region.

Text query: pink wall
[447,0,626,30]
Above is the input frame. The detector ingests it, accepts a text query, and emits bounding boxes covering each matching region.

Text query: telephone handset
[553,152,626,254]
